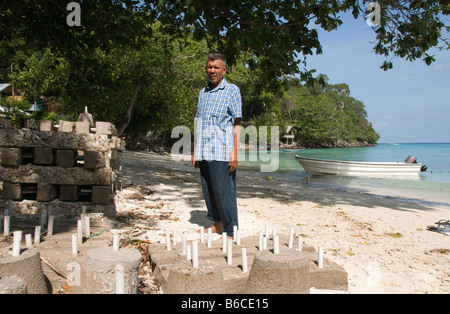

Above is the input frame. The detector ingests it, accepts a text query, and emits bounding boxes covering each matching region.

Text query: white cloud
[431,62,450,71]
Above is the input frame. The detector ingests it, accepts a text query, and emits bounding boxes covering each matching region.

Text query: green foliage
[0,97,32,127]
[11,48,69,102]
[0,0,446,146]
[280,78,380,147]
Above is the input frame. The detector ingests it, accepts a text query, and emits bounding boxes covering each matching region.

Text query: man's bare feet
[198,221,224,234]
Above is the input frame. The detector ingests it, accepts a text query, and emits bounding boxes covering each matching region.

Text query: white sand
[115,150,449,294]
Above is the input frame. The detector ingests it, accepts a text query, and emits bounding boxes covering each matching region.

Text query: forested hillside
[1,1,447,149]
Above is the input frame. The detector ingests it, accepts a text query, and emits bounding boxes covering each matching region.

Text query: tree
[281,78,379,147]
[0,0,447,136]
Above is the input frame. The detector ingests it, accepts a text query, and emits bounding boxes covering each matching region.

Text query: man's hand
[192,154,200,169]
[228,159,238,172]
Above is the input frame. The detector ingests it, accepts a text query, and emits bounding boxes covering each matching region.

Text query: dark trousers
[199,160,238,236]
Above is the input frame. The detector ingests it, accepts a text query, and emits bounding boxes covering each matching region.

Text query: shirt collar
[206,78,227,92]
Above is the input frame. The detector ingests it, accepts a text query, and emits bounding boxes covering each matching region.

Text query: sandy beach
[115,150,449,294]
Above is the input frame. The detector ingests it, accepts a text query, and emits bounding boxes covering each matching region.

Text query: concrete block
[36,183,57,202]
[0,247,49,294]
[245,250,310,294]
[80,247,141,294]
[3,182,22,200]
[59,185,78,202]
[33,147,54,165]
[0,118,13,129]
[39,120,54,132]
[1,148,22,166]
[74,121,90,134]
[96,122,117,136]
[25,119,39,130]
[92,186,111,204]
[84,151,105,170]
[58,120,74,132]
[55,150,75,168]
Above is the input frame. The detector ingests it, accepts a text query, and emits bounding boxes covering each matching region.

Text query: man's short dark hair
[207,53,227,67]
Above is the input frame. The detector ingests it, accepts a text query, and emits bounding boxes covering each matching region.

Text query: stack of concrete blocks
[0,116,125,218]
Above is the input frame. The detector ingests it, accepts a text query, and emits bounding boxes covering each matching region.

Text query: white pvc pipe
[113,234,120,252]
[115,264,125,294]
[222,232,227,253]
[288,227,294,249]
[47,216,54,237]
[12,230,22,257]
[80,214,86,234]
[84,216,90,236]
[34,226,41,245]
[241,248,248,273]
[25,234,33,248]
[263,236,267,251]
[227,239,233,265]
[181,236,187,255]
[172,229,177,246]
[186,242,191,261]
[192,241,199,268]
[273,235,280,254]
[236,230,240,245]
[297,237,303,252]
[166,228,171,251]
[200,227,204,243]
[72,234,78,256]
[318,247,324,269]
[77,220,83,245]
[207,228,212,248]
[233,226,237,242]
[258,232,263,251]
[3,216,10,236]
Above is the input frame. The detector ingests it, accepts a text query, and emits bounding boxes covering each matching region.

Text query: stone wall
[0,116,125,218]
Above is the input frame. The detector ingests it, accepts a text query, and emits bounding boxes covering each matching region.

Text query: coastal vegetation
[1,1,447,148]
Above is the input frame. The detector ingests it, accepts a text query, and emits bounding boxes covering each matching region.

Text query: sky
[302,13,450,144]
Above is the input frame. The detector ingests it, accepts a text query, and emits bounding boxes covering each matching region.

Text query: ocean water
[237,143,450,209]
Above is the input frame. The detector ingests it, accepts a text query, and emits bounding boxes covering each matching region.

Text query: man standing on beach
[192,53,242,238]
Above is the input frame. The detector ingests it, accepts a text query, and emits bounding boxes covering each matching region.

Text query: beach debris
[429,249,450,255]
[427,220,450,236]
[385,232,403,238]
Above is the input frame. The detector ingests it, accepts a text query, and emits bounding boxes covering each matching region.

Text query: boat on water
[295,155,427,177]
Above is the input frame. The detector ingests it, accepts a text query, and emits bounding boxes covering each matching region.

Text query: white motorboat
[295,155,426,177]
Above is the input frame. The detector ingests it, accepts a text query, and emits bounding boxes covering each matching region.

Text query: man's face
[206,59,227,88]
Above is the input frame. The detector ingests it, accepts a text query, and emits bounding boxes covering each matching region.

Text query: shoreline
[116,150,450,294]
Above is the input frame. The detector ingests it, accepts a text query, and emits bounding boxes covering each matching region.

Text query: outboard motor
[405,155,427,172]
[404,155,417,163]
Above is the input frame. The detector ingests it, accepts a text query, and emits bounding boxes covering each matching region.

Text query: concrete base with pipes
[148,234,348,294]
[0,247,49,294]
[73,247,142,294]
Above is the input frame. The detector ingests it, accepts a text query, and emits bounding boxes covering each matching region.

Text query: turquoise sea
[238,143,450,209]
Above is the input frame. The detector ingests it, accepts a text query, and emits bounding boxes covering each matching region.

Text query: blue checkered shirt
[194,78,242,161]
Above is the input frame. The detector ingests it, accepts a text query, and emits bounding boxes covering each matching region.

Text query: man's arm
[228,118,241,172]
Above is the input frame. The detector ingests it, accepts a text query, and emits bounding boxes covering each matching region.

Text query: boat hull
[295,156,423,177]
